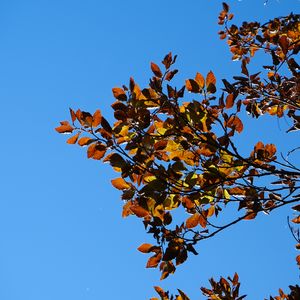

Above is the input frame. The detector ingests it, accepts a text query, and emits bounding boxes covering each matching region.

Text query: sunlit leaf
[111,178,131,190]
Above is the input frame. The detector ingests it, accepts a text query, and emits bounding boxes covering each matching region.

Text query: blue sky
[1,0,299,299]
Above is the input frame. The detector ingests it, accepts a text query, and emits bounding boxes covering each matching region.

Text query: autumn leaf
[92,109,102,127]
[130,205,149,218]
[185,79,200,93]
[137,243,154,253]
[225,94,235,109]
[186,213,200,229]
[111,178,131,190]
[195,72,205,89]
[78,137,94,146]
[69,108,77,123]
[87,143,106,160]
[112,87,127,101]
[206,71,216,86]
[146,252,162,268]
[66,132,80,144]
[291,216,300,224]
[151,62,163,78]
[55,121,74,134]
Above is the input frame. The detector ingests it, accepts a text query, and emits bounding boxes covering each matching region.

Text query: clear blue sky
[1,0,299,299]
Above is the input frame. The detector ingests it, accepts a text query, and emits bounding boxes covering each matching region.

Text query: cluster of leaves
[56,2,300,299]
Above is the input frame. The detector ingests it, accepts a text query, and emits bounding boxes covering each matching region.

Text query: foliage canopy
[56,3,300,299]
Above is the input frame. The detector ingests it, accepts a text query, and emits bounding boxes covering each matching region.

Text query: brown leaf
[244,212,257,220]
[222,2,229,12]
[186,213,200,229]
[151,62,163,78]
[226,115,243,133]
[111,178,131,190]
[101,117,112,133]
[225,94,235,109]
[292,204,300,212]
[165,69,178,81]
[66,132,80,144]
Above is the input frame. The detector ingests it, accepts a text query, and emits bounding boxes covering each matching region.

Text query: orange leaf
[146,252,162,268]
[226,115,243,133]
[66,132,80,144]
[69,108,77,123]
[55,121,74,134]
[111,178,131,190]
[225,94,234,109]
[185,79,200,93]
[78,137,94,146]
[195,72,205,89]
[206,71,216,86]
[137,243,154,253]
[112,87,127,101]
[87,143,106,160]
[291,216,300,224]
[92,110,102,127]
[296,255,300,266]
[122,201,133,218]
[130,205,149,218]
[186,213,200,229]
[151,62,163,78]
